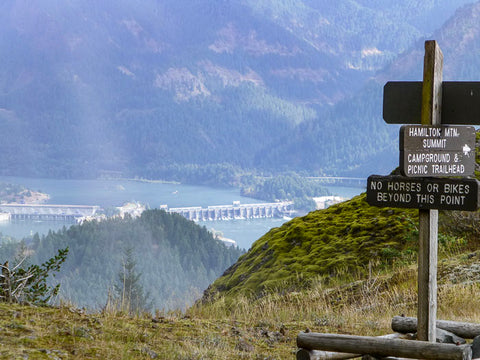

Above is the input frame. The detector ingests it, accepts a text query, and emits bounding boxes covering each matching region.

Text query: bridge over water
[306,176,367,187]
[0,204,100,222]
[0,201,294,223]
[167,201,294,221]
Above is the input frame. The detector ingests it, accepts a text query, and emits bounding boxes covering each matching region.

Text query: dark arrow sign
[367,175,480,211]
[399,125,476,177]
[383,82,480,124]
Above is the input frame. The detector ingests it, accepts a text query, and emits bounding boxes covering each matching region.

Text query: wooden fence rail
[392,316,480,339]
[296,348,359,360]
[297,332,472,360]
[296,333,410,360]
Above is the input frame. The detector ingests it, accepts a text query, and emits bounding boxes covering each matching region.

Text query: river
[0,177,364,250]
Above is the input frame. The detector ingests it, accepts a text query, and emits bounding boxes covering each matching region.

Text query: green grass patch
[203,194,420,301]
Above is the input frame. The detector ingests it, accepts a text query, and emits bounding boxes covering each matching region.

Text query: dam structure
[166,201,294,221]
[0,204,100,222]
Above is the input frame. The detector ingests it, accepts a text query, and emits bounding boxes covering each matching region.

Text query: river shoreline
[0,176,364,248]
[0,185,50,205]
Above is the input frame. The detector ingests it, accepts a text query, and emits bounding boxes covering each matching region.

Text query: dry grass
[0,254,479,359]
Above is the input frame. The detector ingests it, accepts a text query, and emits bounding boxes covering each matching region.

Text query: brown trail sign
[367,175,480,211]
[399,125,476,177]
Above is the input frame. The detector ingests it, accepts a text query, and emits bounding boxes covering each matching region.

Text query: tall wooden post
[417,40,443,342]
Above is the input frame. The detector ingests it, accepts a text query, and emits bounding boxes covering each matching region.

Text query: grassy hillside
[203,131,480,302]
[2,173,480,358]
[1,251,480,359]
[202,191,480,304]
[2,133,480,360]
[202,194,418,301]
[2,146,480,358]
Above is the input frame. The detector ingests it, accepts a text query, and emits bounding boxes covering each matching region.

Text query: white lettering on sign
[375,191,413,204]
[426,183,439,192]
[386,181,422,192]
[431,164,465,175]
[407,165,428,174]
[423,138,447,148]
[387,192,411,203]
[444,127,460,137]
[370,181,383,190]
[407,153,451,163]
[440,195,466,205]
[377,192,387,202]
[417,194,435,204]
[409,127,428,137]
[407,126,460,137]
[443,183,470,194]
[408,127,443,137]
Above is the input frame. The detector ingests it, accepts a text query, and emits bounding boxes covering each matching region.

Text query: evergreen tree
[0,247,68,305]
[0,210,244,310]
[113,247,151,314]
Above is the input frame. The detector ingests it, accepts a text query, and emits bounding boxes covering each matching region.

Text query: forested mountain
[0,210,243,310]
[0,0,475,179]
[262,1,480,176]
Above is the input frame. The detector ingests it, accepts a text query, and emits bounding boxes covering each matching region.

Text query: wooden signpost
[417,39,442,344]
[296,40,480,359]
[368,40,480,343]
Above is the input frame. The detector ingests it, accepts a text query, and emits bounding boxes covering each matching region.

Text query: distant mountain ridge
[263,1,480,176]
[0,0,475,178]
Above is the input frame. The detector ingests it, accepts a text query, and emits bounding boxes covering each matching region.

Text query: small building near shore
[313,196,347,210]
[217,236,237,247]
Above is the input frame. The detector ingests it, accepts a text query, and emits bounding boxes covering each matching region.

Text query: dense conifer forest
[0,0,475,180]
[0,210,243,310]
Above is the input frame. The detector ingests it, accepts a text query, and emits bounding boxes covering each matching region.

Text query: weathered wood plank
[383,81,422,124]
[296,333,407,360]
[297,332,472,360]
[383,82,480,125]
[421,40,443,126]
[296,348,360,360]
[417,207,438,342]
[392,316,480,339]
[417,39,443,343]
[442,82,480,125]
[362,356,416,360]
[296,334,409,360]
[297,348,415,360]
